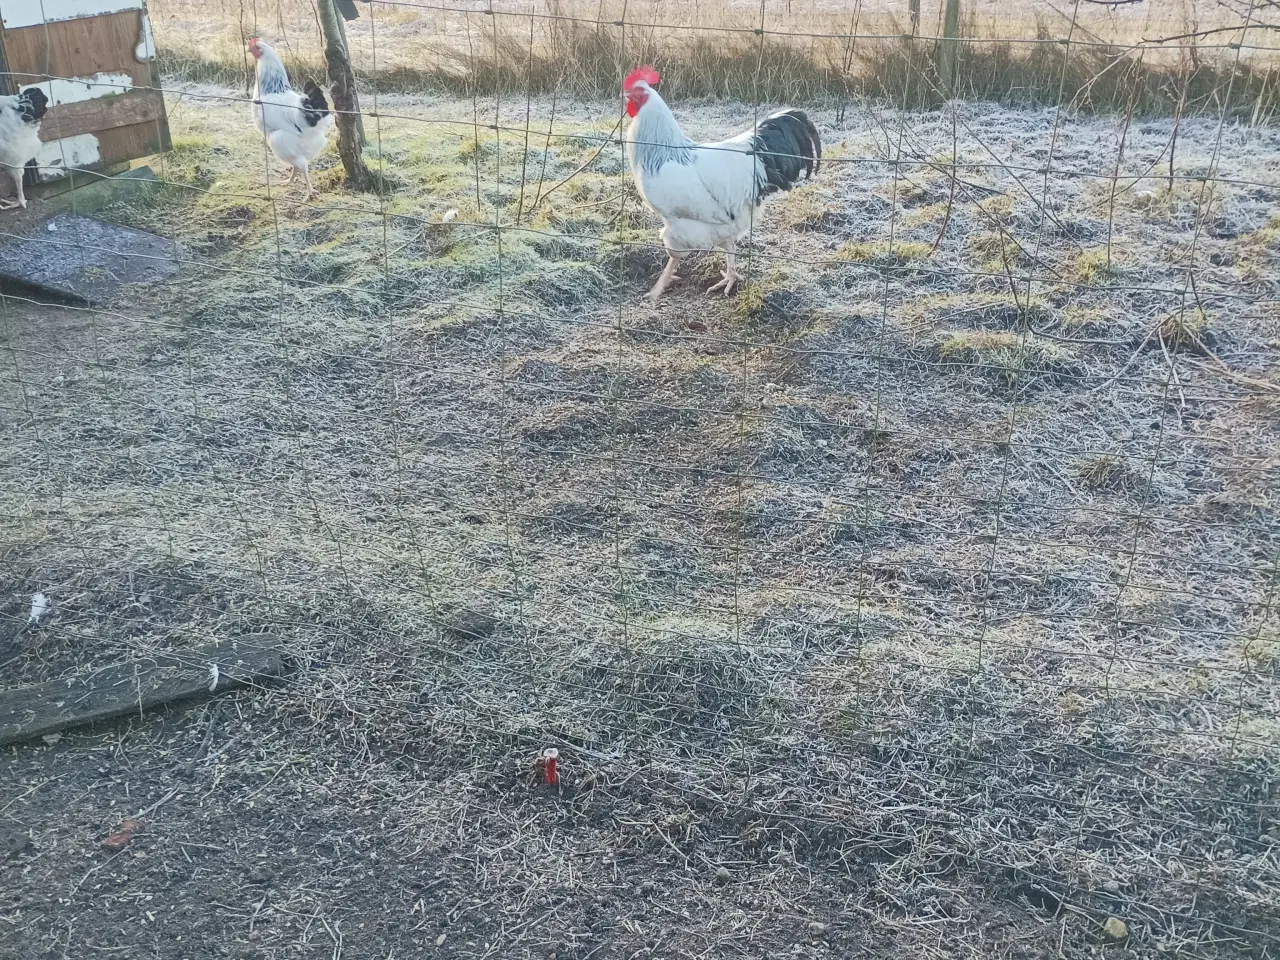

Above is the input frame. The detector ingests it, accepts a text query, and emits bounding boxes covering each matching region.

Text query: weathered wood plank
[2,10,151,86]
[0,22,14,97]
[39,89,164,141]
[0,8,170,192]
[3,0,146,32]
[0,637,285,747]
[92,113,171,163]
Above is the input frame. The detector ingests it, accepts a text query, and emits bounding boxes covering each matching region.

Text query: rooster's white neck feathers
[626,88,695,175]
[254,44,291,95]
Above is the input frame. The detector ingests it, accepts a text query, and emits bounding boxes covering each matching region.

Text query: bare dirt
[2,85,1279,960]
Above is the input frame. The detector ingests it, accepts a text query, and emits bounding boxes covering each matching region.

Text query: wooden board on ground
[0,637,285,746]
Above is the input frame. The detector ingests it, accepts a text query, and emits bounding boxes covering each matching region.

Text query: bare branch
[1144,21,1280,43]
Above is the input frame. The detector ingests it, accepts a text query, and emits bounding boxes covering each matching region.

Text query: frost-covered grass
[2,86,1278,960]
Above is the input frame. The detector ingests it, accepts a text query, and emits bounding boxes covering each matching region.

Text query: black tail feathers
[301,80,330,128]
[753,109,822,199]
[17,87,49,124]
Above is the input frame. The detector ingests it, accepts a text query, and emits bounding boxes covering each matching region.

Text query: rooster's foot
[707,270,742,295]
[646,278,680,300]
[646,258,682,300]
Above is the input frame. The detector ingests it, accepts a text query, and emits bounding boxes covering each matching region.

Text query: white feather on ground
[28,593,49,624]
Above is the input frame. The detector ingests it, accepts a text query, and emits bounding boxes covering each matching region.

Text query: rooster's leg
[284,167,297,184]
[707,245,742,295]
[300,162,317,201]
[0,169,26,210]
[646,256,681,301]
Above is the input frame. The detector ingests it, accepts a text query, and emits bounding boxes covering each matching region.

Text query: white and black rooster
[248,38,333,199]
[0,87,50,211]
[623,66,821,300]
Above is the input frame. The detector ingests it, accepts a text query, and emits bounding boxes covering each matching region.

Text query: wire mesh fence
[2,1,1278,958]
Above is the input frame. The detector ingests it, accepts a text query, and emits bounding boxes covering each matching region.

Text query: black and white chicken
[248,38,333,199]
[0,87,50,211]
[623,66,821,299]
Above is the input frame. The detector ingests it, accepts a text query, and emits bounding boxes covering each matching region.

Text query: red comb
[624,66,660,91]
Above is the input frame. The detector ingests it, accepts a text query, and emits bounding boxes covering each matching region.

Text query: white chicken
[623,66,821,300]
[248,38,333,199]
[0,87,49,211]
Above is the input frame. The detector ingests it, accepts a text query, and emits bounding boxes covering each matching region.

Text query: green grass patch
[936,330,1074,386]
[833,240,932,266]
[967,231,1026,271]
[1073,248,1123,284]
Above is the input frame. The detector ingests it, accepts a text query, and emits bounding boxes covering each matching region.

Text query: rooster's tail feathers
[753,109,821,198]
[301,80,331,128]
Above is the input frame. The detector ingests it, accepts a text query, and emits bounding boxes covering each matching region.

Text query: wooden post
[316,0,375,190]
[939,0,961,97]
[333,12,367,147]
[908,0,920,35]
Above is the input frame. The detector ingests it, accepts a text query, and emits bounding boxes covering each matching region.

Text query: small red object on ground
[101,819,143,852]
[541,748,559,786]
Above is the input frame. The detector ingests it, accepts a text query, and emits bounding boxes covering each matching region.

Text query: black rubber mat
[0,212,179,305]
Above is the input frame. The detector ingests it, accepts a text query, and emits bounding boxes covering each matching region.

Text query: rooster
[623,66,821,300]
[0,87,49,211]
[248,38,333,199]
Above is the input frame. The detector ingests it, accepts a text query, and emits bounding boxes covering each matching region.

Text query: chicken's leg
[707,242,742,295]
[0,168,26,211]
[646,255,682,301]
[296,160,317,201]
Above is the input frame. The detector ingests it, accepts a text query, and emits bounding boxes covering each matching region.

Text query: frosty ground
[1,88,1278,959]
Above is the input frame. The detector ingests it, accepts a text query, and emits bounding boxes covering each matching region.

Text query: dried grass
[152,0,1280,116]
